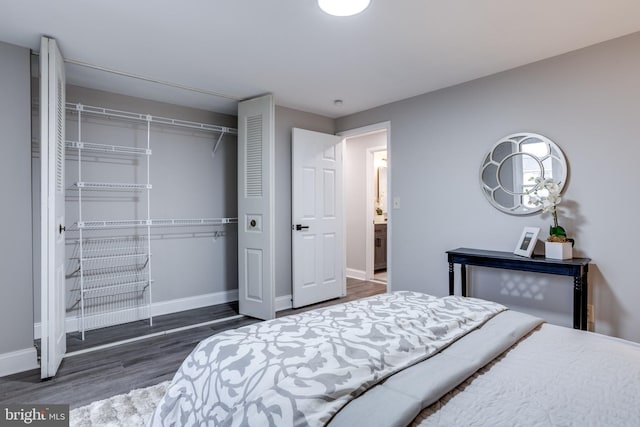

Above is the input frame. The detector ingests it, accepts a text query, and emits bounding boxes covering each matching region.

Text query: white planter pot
[545,241,573,260]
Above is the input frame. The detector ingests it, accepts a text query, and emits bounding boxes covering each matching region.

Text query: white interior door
[237,94,275,320]
[292,128,344,308]
[40,36,66,379]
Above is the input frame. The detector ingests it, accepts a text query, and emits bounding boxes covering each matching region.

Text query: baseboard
[275,294,293,312]
[0,347,39,377]
[346,268,366,280]
[34,289,239,339]
[152,290,238,318]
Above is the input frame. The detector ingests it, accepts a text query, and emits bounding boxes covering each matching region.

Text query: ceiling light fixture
[318,0,371,17]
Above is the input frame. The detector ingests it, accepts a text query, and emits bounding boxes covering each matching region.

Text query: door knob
[295,224,309,231]
[59,224,66,234]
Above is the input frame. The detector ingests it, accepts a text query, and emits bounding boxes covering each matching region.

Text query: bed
[149,292,640,426]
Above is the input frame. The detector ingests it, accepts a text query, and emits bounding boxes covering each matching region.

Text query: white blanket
[413,323,640,426]
[150,292,506,426]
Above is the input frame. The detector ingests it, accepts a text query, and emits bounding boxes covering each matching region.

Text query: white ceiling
[2,0,640,118]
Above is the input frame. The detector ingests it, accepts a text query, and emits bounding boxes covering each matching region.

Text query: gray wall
[336,32,640,343]
[0,42,33,354]
[345,132,386,273]
[274,106,335,300]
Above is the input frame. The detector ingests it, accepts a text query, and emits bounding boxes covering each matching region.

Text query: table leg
[448,262,454,296]
[581,268,589,330]
[461,264,467,297]
[573,275,582,330]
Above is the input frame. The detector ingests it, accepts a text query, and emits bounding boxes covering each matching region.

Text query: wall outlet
[587,304,595,323]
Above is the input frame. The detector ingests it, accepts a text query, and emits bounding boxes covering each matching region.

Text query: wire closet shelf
[66,102,237,135]
[68,101,238,339]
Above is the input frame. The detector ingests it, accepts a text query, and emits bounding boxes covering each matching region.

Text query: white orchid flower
[528,178,569,240]
[546,194,561,205]
[541,199,555,213]
[546,182,560,194]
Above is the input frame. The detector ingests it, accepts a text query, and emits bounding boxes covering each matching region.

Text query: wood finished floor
[0,278,385,409]
[66,301,241,354]
[278,278,386,317]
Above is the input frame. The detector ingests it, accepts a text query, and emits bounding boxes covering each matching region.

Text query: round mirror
[480,133,567,215]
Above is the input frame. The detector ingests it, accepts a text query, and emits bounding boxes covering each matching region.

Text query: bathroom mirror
[480,133,567,215]
[374,150,388,216]
[377,166,387,210]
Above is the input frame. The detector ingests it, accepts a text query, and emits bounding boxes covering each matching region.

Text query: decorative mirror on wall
[480,132,567,215]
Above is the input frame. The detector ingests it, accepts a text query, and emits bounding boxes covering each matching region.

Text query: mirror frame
[480,132,567,215]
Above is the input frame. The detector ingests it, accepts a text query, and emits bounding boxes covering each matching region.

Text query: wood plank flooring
[0,278,385,409]
[66,302,240,353]
[278,278,386,317]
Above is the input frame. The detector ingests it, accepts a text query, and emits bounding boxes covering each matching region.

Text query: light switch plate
[392,197,400,209]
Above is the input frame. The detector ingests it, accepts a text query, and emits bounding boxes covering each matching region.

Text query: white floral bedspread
[149,292,506,426]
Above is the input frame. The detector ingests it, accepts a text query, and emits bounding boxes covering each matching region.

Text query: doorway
[341,123,390,288]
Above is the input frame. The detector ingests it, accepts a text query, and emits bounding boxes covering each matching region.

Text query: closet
[63,91,238,340]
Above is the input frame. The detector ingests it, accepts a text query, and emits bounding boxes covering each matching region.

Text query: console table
[446,248,591,330]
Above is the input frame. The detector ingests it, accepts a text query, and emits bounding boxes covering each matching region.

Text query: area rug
[70,381,169,427]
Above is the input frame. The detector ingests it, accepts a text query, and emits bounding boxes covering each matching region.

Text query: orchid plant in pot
[527,177,574,259]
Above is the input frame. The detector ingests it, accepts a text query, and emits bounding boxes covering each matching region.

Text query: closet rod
[66,103,237,134]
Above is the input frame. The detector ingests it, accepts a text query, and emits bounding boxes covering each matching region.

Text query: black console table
[446,248,591,330]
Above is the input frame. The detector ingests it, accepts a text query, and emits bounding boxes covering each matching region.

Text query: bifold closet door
[237,94,275,320]
[39,36,67,379]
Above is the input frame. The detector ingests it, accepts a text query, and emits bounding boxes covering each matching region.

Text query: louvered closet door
[40,36,66,378]
[237,95,275,320]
